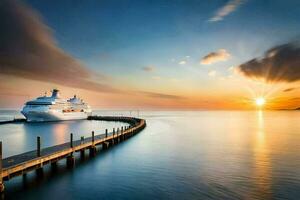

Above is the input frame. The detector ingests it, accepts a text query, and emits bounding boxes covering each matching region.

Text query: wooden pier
[0,116,146,192]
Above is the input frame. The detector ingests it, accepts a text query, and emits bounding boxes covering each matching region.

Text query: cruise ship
[21,89,92,122]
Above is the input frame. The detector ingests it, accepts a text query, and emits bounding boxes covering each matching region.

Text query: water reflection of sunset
[252,111,272,199]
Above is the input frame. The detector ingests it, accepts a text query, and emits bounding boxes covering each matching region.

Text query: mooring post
[120,127,124,141]
[117,128,120,143]
[66,133,75,167]
[70,133,73,148]
[110,128,115,146]
[124,126,127,139]
[80,136,85,158]
[0,142,4,193]
[92,131,95,144]
[37,136,41,157]
[105,129,108,138]
[89,131,96,157]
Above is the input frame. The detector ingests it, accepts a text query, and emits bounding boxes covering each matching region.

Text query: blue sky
[25,0,300,77]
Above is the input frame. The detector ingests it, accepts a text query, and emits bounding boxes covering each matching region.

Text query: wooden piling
[102,142,109,150]
[70,133,73,148]
[89,146,96,157]
[92,131,95,144]
[66,155,75,167]
[51,161,57,168]
[37,136,41,157]
[36,167,43,177]
[90,131,96,157]
[116,128,120,143]
[80,136,85,159]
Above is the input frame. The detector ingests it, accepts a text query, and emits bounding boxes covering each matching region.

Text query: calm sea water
[0,110,299,200]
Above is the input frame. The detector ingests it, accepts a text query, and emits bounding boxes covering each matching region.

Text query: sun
[255,97,266,107]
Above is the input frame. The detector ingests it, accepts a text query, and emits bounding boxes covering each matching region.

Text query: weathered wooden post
[116,128,120,143]
[36,136,44,175]
[121,127,124,141]
[124,126,127,139]
[67,133,75,167]
[0,142,4,193]
[37,136,41,157]
[90,131,96,157]
[110,128,115,146]
[70,133,73,148]
[102,142,109,150]
[92,131,95,144]
[80,136,85,159]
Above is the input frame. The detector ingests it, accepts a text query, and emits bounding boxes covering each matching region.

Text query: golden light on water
[255,97,266,107]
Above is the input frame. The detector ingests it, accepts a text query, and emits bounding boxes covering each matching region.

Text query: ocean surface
[0,110,299,200]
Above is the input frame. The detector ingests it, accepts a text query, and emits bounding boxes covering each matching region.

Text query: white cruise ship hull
[22,110,91,122]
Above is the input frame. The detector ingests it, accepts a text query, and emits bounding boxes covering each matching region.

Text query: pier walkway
[0,116,146,192]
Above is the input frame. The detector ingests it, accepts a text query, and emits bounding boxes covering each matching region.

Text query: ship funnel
[51,89,60,98]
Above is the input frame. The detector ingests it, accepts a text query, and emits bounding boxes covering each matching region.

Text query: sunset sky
[0,0,300,110]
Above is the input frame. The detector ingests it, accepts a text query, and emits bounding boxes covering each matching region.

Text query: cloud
[142,66,155,72]
[139,91,185,100]
[178,60,186,65]
[201,49,231,65]
[208,70,217,77]
[237,41,300,82]
[283,88,296,92]
[209,0,244,22]
[0,0,118,93]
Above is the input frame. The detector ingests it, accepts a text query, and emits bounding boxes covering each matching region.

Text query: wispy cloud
[142,66,155,72]
[209,0,244,22]
[283,88,297,92]
[139,91,185,100]
[201,49,231,65]
[178,60,186,65]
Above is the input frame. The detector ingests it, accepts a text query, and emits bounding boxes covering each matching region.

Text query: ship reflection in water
[0,110,299,200]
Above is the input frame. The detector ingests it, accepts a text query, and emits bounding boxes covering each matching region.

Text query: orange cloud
[201,49,231,65]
